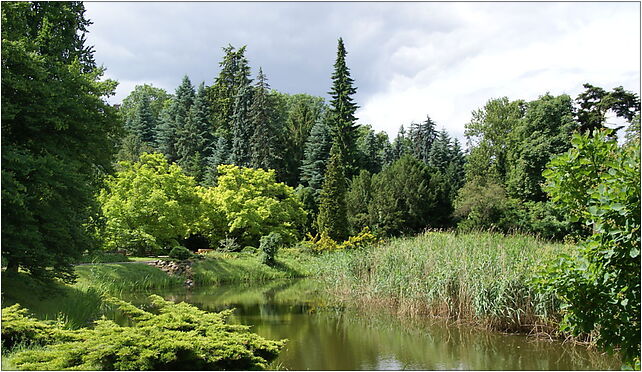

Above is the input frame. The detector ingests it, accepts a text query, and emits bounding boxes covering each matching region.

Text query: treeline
[2,1,640,279]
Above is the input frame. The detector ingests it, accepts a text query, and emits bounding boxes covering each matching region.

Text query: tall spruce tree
[249,68,277,170]
[391,125,412,162]
[229,83,253,167]
[176,82,210,180]
[428,129,452,172]
[207,45,252,139]
[410,116,437,164]
[328,37,360,178]
[317,144,349,241]
[300,114,333,195]
[156,76,195,163]
[130,93,156,144]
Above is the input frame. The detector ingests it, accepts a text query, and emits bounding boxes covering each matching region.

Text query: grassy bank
[312,231,564,334]
[1,249,316,328]
[193,249,314,285]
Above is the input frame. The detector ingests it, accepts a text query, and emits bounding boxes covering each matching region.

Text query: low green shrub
[260,233,282,266]
[168,246,192,260]
[1,305,76,350]
[5,295,286,370]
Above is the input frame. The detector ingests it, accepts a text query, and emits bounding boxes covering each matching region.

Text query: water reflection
[122,279,620,370]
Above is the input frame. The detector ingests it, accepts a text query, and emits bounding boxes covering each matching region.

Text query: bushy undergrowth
[3,296,285,370]
[313,231,564,333]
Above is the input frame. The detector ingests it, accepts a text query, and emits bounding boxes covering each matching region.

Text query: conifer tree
[328,37,360,178]
[203,136,231,185]
[156,76,195,162]
[410,115,437,164]
[317,144,349,241]
[391,125,412,162]
[250,68,277,170]
[300,115,333,194]
[207,45,252,139]
[428,129,452,172]
[229,83,253,167]
[176,82,210,180]
[129,93,156,145]
[358,128,383,174]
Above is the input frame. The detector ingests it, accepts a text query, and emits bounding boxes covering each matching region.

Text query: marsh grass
[313,231,565,334]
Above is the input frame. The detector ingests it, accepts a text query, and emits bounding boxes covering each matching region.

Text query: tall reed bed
[313,231,565,333]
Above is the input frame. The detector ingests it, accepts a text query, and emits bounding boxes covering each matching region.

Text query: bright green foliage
[368,155,438,235]
[506,94,577,202]
[307,231,339,253]
[250,68,278,170]
[156,76,195,162]
[200,165,306,247]
[1,304,74,350]
[1,2,120,281]
[346,169,373,233]
[300,114,333,194]
[465,97,524,184]
[328,37,360,178]
[410,116,437,163]
[541,129,640,365]
[99,153,202,255]
[260,232,282,266]
[317,145,350,241]
[6,296,285,370]
[168,246,192,261]
[230,84,254,167]
[339,227,378,250]
[207,44,252,139]
[575,83,640,133]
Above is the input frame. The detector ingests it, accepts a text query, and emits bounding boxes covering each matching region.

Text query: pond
[125,278,621,370]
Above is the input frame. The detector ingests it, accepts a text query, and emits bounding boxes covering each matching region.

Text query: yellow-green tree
[200,165,306,247]
[99,153,202,255]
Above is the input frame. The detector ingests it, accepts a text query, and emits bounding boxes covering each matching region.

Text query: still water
[126,279,621,370]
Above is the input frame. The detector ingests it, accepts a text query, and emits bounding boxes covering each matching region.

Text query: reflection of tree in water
[119,279,620,370]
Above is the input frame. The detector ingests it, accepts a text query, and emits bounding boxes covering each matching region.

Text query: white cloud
[357,3,640,141]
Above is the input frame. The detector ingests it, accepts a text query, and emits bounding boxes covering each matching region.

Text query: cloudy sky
[85,2,640,140]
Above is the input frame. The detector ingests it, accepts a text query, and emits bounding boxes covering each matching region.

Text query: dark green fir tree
[300,114,333,195]
[230,83,253,167]
[317,144,349,241]
[250,68,277,170]
[328,37,360,179]
[207,45,252,139]
[156,75,195,162]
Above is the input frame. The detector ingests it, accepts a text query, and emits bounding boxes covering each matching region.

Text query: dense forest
[1,1,640,369]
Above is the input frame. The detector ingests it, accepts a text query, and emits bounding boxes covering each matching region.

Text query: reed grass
[312,231,566,333]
